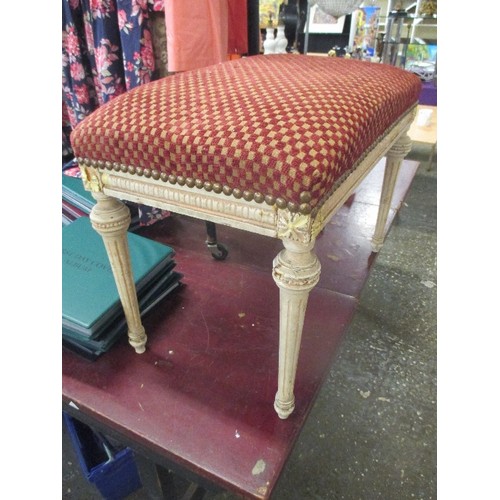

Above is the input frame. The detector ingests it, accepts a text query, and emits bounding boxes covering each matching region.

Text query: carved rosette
[276,210,313,244]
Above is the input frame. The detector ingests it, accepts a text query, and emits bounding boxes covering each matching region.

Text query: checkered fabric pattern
[71,54,421,212]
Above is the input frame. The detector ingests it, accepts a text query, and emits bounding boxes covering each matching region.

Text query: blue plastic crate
[63,412,142,499]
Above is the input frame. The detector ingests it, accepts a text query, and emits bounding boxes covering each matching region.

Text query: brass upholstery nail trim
[300,191,312,203]
[276,198,287,209]
[80,159,316,215]
[265,195,275,206]
[299,203,312,215]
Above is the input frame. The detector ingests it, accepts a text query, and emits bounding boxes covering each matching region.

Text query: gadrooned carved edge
[77,158,313,216]
[102,173,279,235]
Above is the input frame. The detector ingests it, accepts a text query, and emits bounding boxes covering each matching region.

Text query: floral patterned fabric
[62,0,169,226]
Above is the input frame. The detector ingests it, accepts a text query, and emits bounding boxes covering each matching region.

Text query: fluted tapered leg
[89,192,147,353]
[372,133,413,252]
[272,239,321,419]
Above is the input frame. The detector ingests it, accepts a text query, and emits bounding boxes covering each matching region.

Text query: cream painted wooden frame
[79,106,417,419]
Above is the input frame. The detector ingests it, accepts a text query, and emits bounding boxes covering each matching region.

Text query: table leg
[272,239,321,419]
[90,192,147,353]
[371,133,413,253]
[134,454,180,499]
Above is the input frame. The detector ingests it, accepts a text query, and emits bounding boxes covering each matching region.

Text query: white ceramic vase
[275,25,288,54]
[263,27,277,55]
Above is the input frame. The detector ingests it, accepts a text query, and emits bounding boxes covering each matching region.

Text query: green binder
[62,217,176,338]
[62,174,95,213]
[62,270,183,359]
[62,173,141,230]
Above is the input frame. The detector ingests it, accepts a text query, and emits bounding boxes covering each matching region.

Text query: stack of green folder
[62,217,182,360]
[62,174,140,230]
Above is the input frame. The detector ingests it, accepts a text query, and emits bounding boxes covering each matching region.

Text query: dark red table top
[62,159,419,499]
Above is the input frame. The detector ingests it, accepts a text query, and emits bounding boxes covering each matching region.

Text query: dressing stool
[70,54,421,419]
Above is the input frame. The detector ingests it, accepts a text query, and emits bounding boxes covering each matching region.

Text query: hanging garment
[164,0,247,72]
[62,0,169,226]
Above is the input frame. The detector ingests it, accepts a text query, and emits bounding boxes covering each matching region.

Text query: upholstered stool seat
[71,54,421,419]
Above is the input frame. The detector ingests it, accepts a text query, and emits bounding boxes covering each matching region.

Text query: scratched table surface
[62,159,419,499]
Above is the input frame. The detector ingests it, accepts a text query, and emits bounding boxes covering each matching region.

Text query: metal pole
[304,1,311,54]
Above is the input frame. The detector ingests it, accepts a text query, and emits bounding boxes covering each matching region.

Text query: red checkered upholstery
[71,54,421,213]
